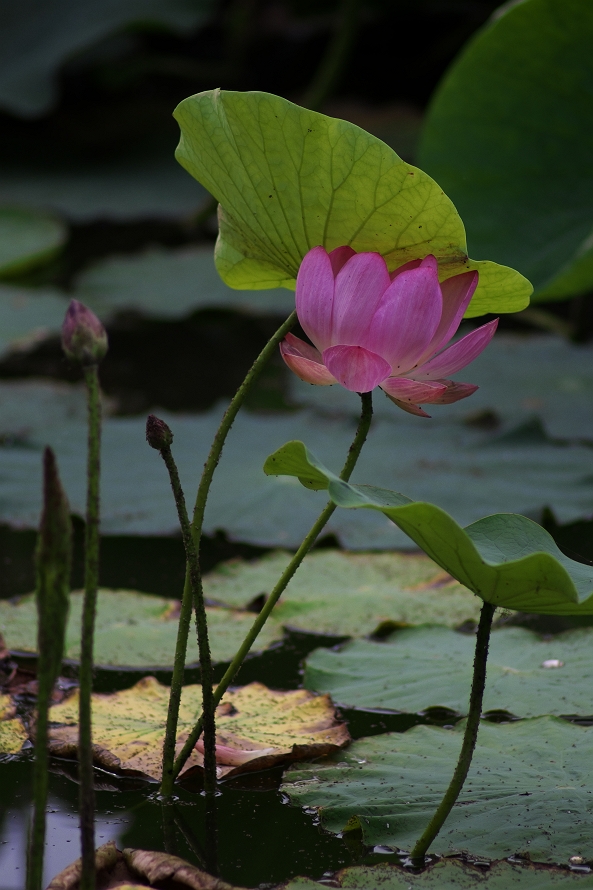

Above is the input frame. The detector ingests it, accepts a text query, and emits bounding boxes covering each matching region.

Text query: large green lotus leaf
[0,285,68,355]
[0,207,66,276]
[75,247,295,320]
[173,90,530,317]
[0,0,214,117]
[2,382,593,548]
[418,0,593,301]
[47,677,348,780]
[0,150,207,222]
[265,441,593,614]
[305,625,593,717]
[204,550,481,635]
[289,333,593,441]
[0,589,282,667]
[285,861,593,889]
[282,717,593,861]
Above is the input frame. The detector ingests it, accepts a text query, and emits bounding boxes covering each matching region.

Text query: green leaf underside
[282,717,593,862]
[204,550,481,635]
[284,861,593,889]
[173,89,531,316]
[0,207,66,277]
[265,441,593,615]
[418,0,593,300]
[305,625,593,717]
[0,589,281,667]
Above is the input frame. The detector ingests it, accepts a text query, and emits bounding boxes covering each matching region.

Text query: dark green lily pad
[0,589,282,667]
[204,550,481,635]
[284,860,593,889]
[282,717,593,862]
[418,0,593,300]
[0,0,214,117]
[0,207,66,277]
[174,89,530,315]
[74,246,296,320]
[304,625,593,717]
[264,441,593,614]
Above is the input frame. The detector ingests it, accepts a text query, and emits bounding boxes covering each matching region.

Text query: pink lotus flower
[280,247,498,416]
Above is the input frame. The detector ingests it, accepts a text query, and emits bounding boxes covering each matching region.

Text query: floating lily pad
[174,90,530,316]
[0,0,215,117]
[418,0,593,300]
[2,380,593,549]
[74,247,296,320]
[47,677,349,780]
[204,551,481,635]
[0,589,282,668]
[0,693,27,754]
[0,285,68,355]
[304,625,593,717]
[0,207,66,277]
[285,860,593,889]
[282,717,593,862]
[265,441,593,614]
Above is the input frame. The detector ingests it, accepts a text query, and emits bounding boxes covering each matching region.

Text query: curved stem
[159,444,216,797]
[301,0,361,111]
[173,391,373,780]
[410,600,496,863]
[159,311,296,796]
[79,365,102,890]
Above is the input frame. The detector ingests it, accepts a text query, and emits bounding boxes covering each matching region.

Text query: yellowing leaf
[0,692,27,754]
[47,678,349,781]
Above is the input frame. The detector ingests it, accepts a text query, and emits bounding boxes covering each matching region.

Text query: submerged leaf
[174,90,530,316]
[282,718,593,861]
[47,678,348,780]
[264,442,593,615]
[305,625,593,718]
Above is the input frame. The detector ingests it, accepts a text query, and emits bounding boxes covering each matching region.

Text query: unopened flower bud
[146,414,173,451]
[61,299,108,366]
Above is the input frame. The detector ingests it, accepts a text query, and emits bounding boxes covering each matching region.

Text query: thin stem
[26,672,51,890]
[301,0,361,111]
[158,310,296,795]
[79,364,102,890]
[159,444,216,797]
[410,600,496,863]
[173,391,373,779]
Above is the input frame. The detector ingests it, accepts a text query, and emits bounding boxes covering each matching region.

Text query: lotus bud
[146,414,173,451]
[61,299,108,366]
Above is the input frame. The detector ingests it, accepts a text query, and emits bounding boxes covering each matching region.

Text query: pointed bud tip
[146,414,173,450]
[61,299,108,366]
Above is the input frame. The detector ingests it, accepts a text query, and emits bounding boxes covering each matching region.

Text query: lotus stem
[301,0,361,111]
[410,599,496,863]
[157,310,296,795]
[146,417,216,798]
[173,390,373,780]
[79,364,102,890]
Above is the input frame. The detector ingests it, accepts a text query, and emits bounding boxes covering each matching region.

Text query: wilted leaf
[305,625,593,717]
[0,207,66,277]
[282,717,593,862]
[0,589,282,667]
[75,247,296,320]
[47,840,121,890]
[47,677,348,780]
[0,692,27,754]
[264,441,593,615]
[418,0,593,301]
[204,550,481,635]
[174,90,530,316]
[0,0,215,117]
